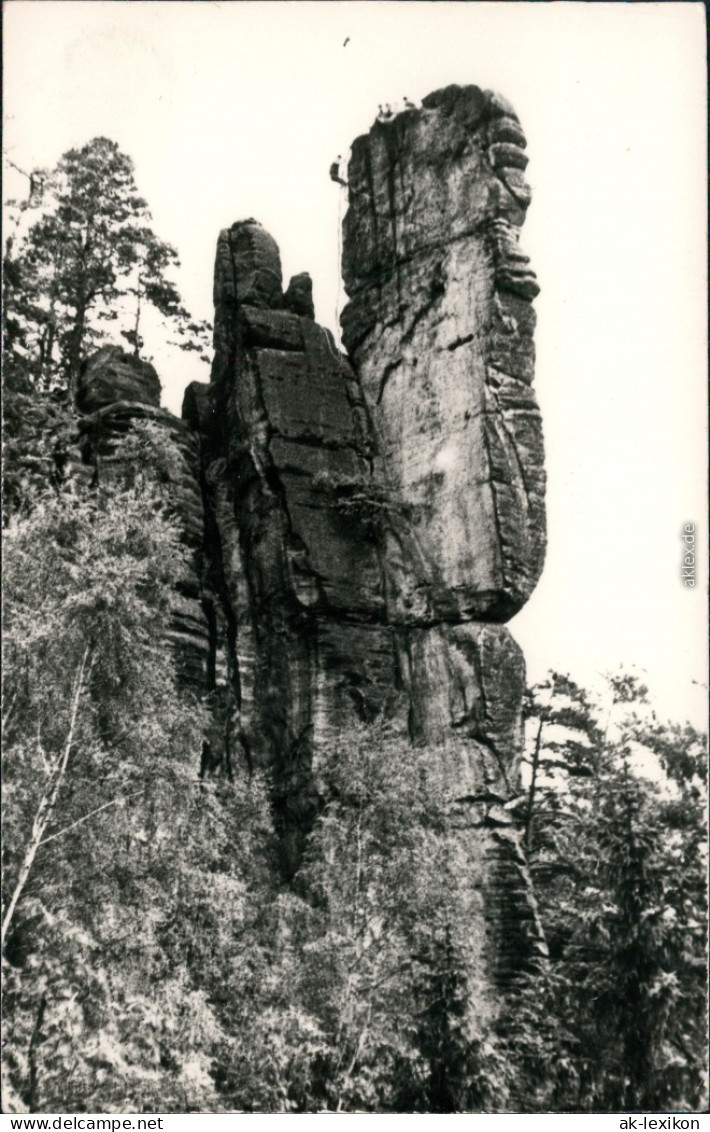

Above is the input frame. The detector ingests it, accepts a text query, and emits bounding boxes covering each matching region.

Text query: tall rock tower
[341,84,545,618]
[185,84,547,1014]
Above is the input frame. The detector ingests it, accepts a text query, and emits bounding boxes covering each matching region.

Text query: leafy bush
[514,672,708,1112]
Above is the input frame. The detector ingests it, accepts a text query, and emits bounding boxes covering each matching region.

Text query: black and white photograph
[2,1,707,1119]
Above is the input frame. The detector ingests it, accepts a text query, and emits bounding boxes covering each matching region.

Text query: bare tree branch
[1,645,92,950]
[39,790,142,847]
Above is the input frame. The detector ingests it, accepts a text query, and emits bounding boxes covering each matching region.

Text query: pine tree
[3,138,210,396]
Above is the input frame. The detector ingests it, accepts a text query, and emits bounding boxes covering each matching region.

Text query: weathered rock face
[187,85,547,1003]
[75,349,210,690]
[334,85,547,994]
[76,345,162,414]
[186,221,397,853]
[4,349,210,691]
[341,84,545,622]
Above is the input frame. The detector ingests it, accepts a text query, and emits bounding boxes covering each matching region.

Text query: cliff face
[183,85,547,998]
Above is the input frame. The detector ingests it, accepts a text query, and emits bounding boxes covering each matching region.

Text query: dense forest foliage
[2,140,707,1114]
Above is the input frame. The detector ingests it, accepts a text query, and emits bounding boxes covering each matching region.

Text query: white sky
[4,1,707,728]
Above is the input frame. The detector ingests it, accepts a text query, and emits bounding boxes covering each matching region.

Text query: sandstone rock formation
[76,345,162,415]
[336,84,547,991]
[341,84,545,621]
[4,83,547,1014]
[184,219,395,851]
[3,348,210,690]
[75,348,210,691]
[183,85,547,999]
